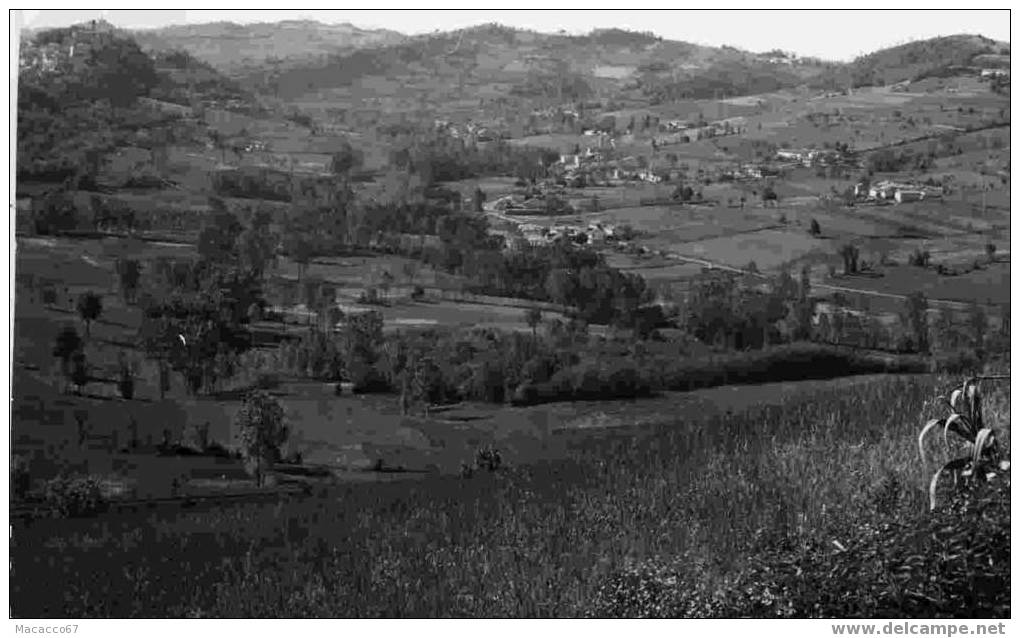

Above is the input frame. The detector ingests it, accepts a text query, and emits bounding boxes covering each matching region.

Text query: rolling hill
[252,23,833,107]
[131,20,406,75]
[812,33,1011,88]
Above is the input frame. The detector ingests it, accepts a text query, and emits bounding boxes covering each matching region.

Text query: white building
[894,190,925,204]
[559,154,581,168]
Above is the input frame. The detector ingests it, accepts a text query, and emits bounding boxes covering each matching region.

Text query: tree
[809,218,821,237]
[302,277,324,328]
[234,390,288,487]
[794,265,815,340]
[76,291,103,337]
[197,209,242,264]
[283,232,313,282]
[839,244,860,275]
[545,268,575,306]
[70,350,89,395]
[115,258,141,304]
[407,353,444,416]
[52,326,83,390]
[524,307,542,339]
[41,283,58,308]
[117,352,135,400]
[378,270,394,301]
[901,291,930,354]
[208,129,227,164]
[238,210,278,277]
[329,141,363,178]
[401,260,420,288]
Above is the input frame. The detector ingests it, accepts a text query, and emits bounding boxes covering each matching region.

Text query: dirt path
[661,250,1003,311]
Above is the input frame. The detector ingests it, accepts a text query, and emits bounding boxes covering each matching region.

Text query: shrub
[908,248,931,267]
[12,456,31,500]
[255,372,281,390]
[43,475,107,517]
[117,362,135,399]
[919,376,1010,511]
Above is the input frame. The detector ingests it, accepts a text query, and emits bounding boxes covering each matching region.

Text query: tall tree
[52,326,83,391]
[197,207,242,264]
[76,291,103,337]
[115,257,142,303]
[330,141,363,176]
[524,307,542,340]
[234,390,288,487]
[901,291,930,354]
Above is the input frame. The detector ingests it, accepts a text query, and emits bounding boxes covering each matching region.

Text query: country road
[481,207,1006,311]
[660,250,1007,311]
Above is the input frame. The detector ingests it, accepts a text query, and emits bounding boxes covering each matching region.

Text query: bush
[117,368,135,400]
[43,475,108,517]
[12,456,31,500]
[254,372,281,390]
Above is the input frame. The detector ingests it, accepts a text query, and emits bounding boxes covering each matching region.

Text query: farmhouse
[663,119,692,132]
[894,189,925,204]
[776,148,809,163]
[637,170,663,184]
[559,153,581,168]
[867,180,913,200]
[981,68,1010,79]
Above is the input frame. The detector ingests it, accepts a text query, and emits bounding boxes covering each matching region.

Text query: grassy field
[11,373,1009,617]
[821,262,1011,306]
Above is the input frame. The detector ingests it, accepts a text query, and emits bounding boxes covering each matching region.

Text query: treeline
[383,131,561,183]
[148,48,252,107]
[366,215,657,330]
[640,61,801,103]
[256,315,940,410]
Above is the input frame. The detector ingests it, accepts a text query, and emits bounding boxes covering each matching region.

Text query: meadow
[11,374,1010,618]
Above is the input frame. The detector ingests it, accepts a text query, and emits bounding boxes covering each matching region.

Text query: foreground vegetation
[11,374,1008,617]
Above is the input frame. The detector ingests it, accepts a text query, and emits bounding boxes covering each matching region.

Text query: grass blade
[918,418,944,469]
[929,458,970,511]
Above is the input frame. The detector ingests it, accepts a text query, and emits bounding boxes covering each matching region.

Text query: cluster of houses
[551,147,667,186]
[509,221,619,248]
[980,68,1010,79]
[433,119,504,143]
[853,180,943,203]
[653,117,748,146]
[774,147,855,169]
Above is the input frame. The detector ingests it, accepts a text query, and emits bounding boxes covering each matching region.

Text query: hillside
[16,21,252,184]
[131,20,406,74]
[260,23,831,107]
[813,33,1010,88]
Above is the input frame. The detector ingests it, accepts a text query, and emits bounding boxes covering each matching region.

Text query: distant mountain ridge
[244,22,835,104]
[17,19,1010,112]
[130,19,407,73]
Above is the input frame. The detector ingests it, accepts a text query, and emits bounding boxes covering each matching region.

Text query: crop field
[668,228,830,270]
[734,83,1008,151]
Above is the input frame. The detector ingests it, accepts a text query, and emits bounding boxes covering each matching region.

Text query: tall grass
[11,375,1009,617]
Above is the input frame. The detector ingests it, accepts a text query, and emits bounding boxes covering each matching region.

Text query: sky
[15,8,1011,62]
